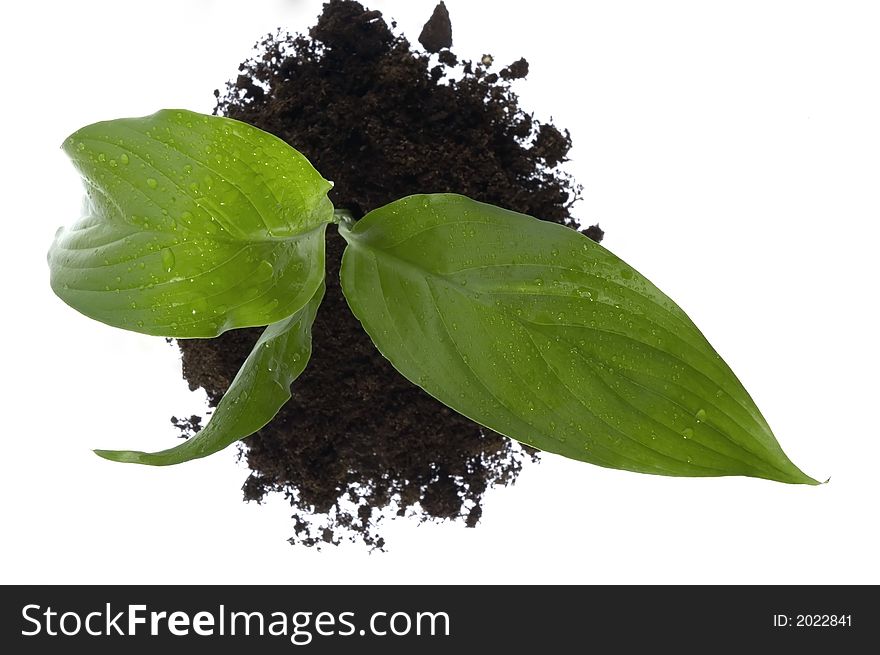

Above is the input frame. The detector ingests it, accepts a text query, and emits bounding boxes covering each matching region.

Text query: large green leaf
[339,194,817,484]
[95,282,325,465]
[49,109,332,337]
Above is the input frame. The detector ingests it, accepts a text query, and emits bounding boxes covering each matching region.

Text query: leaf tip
[93,448,145,465]
[782,467,823,486]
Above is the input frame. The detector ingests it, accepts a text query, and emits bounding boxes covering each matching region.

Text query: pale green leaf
[49,109,332,337]
[95,282,324,465]
[339,194,817,484]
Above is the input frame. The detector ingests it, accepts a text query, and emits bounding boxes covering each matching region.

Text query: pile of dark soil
[176,0,603,548]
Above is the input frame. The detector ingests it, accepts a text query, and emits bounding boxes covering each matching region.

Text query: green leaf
[339,194,817,484]
[49,109,332,337]
[95,282,325,465]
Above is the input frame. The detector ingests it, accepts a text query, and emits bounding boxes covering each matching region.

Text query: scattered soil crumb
[418,1,452,53]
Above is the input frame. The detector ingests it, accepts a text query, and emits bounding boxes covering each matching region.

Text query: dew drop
[695,408,707,422]
[76,142,86,152]
[621,268,634,280]
[119,153,129,165]
[681,427,694,439]
[253,259,274,282]
[98,153,106,163]
[161,248,175,272]
[146,178,158,189]
[534,277,544,287]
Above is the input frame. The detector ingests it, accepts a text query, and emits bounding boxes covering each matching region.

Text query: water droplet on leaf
[253,259,274,282]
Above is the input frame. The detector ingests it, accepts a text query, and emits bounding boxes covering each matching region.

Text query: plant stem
[333,208,356,231]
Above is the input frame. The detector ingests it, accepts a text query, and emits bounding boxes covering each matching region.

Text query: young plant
[49,109,817,484]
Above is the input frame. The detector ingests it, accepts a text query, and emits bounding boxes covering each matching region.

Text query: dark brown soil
[176,0,603,548]
[418,1,452,53]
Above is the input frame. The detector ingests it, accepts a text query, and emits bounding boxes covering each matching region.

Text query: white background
[1,0,877,584]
